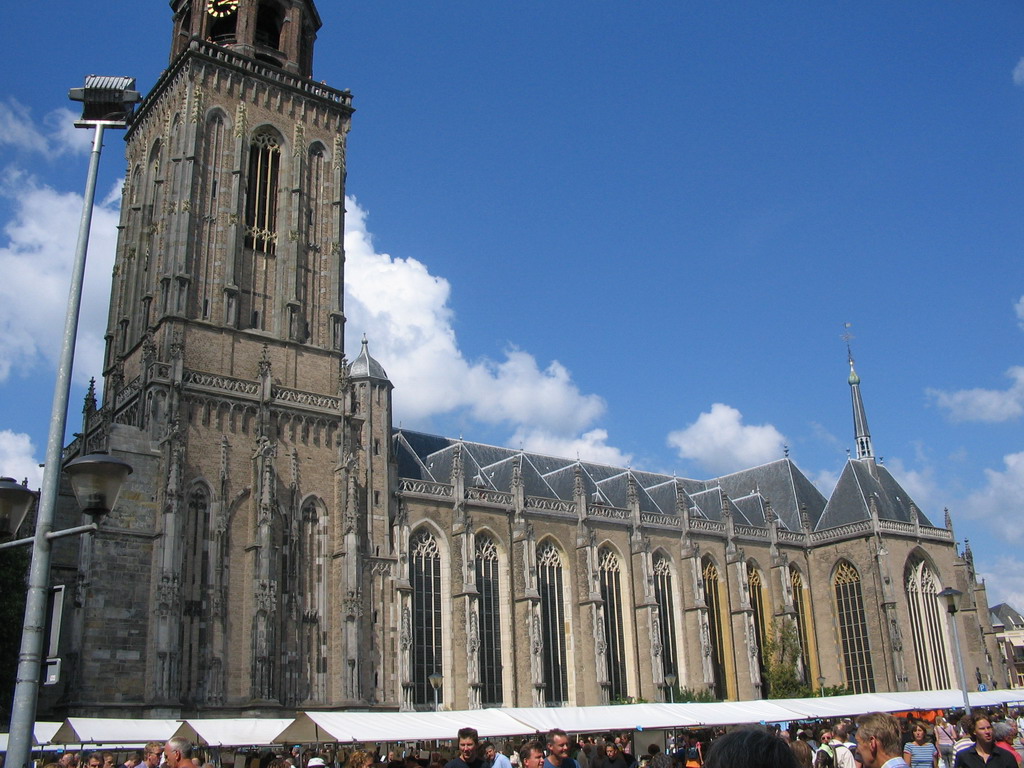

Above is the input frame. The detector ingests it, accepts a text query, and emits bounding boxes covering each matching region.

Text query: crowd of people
[22,707,1024,768]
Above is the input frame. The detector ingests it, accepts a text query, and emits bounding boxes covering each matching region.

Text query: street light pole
[938,586,972,716]
[428,672,443,712]
[4,76,138,768]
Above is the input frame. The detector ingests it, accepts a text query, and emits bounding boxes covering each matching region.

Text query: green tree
[761,617,813,699]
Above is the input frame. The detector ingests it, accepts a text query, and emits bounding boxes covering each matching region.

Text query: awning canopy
[0,722,62,752]
[50,718,182,746]
[174,719,296,747]
[275,710,537,744]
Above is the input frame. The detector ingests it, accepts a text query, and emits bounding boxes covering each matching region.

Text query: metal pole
[6,122,107,768]
[949,610,972,716]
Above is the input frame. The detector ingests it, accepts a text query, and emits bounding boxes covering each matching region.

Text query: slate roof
[991,603,1024,630]
[816,459,933,531]
[393,429,831,530]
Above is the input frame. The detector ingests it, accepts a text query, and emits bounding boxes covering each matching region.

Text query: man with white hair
[163,739,195,768]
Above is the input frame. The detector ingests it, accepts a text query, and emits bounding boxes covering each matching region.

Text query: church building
[46,0,1006,717]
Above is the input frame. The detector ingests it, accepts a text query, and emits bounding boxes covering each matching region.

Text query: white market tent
[174,719,295,748]
[8,688,1024,752]
[276,710,537,744]
[0,722,62,752]
[50,718,182,747]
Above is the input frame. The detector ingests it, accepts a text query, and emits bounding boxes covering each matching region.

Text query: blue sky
[2,2,1024,608]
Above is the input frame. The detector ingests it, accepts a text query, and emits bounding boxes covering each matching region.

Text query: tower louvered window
[475,535,504,706]
[702,558,727,699]
[411,530,442,708]
[240,131,281,330]
[833,561,875,693]
[599,547,628,701]
[653,555,679,685]
[245,132,280,254]
[538,543,569,705]
[905,555,952,690]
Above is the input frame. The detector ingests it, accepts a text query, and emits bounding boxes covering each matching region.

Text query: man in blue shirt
[545,730,578,768]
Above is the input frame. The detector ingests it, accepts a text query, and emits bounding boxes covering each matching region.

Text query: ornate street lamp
[428,671,444,712]
[938,586,971,715]
[5,74,138,768]
[0,477,37,538]
[817,675,826,697]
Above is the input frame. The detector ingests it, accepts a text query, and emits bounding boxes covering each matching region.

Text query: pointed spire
[845,325,875,464]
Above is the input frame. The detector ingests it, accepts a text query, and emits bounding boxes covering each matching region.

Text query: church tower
[59,0,397,715]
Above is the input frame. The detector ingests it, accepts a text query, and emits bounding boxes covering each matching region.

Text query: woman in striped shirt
[904,723,939,768]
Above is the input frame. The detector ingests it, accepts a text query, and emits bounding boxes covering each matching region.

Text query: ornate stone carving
[156,573,180,617]
[254,580,277,613]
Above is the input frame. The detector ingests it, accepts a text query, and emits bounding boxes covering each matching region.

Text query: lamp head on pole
[64,453,133,518]
[664,672,678,689]
[428,672,443,691]
[937,587,963,615]
[68,75,141,128]
[0,477,38,538]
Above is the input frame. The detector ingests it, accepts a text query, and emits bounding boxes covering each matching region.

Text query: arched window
[702,558,727,699]
[905,554,952,690]
[295,143,328,343]
[790,566,813,683]
[599,547,628,701]
[245,131,281,255]
[300,499,328,702]
[747,563,769,692]
[833,560,875,693]
[180,486,210,701]
[241,130,281,329]
[538,543,569,705]
[653,555,679,685]
[194,112,229,321]
[475,535,504,706]
[410,529,442,708]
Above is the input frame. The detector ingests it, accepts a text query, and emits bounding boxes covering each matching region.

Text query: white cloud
[666,402,786,476]
[960,451,1024,544]
[979,555,1024,612]
[343,197,618,450]
[0,100,90,158]
[0,170,120,384]
[927,366,1024,423]
[511,427,633,467]
[1014,58,1024,88]
[882,456,939,514]
[0,430,43,488]
[810,468,840,497]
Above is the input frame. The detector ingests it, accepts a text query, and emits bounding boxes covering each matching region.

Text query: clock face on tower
[207,0,239,18]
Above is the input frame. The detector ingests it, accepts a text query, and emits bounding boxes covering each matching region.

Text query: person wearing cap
[308,759,328,768]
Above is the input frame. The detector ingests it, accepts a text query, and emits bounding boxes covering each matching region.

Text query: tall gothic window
[538,543,569,705]
[410,529,442,708]
[653,555,679,685]
[833,560,875,693]
[180,486,210,702]
[300,499,328,702]
[747,563,769,693]
[790,566,813,683]
[475,535,504,706]
[194,112,229,321]
[241,131,281,329]
[245,132,280,253]
[702,558,727,699]
[295,143,328,343]
[905,555,952,690]
[599,547,628,701]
